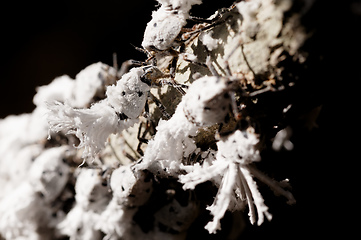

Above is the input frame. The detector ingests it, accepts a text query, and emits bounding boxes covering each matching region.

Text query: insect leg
[148,92,171,120]
[247,165,296,205]
[230,90,242,120]
[183,13,233,39]
[136,122,146,156]
[182,53,219,77]
[169,57,187,95]
[206,55,220,77]
[113,53,118,73]
[182,53,208,69]
[136,120,156,156]
[118,60,145,77]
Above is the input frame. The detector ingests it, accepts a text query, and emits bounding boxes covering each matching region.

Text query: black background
[0,0,235,118]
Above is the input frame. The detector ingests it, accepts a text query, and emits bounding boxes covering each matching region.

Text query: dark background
[1,0,158,118]
[0,0,235,118]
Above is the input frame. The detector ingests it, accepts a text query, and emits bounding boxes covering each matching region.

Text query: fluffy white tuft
[0,147,70,239]
[72,62,115,108]
[180,129,272,233]
[183,76,231,126]
[33,75,74,108]
[136,101,198,177]
[199,31,219,51]
[47,100,136,160]
[106,67,149,119]
[57,168,111,239]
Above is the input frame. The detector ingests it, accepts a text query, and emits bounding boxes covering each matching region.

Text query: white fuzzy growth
[0,184,52,239]
[236,0,261,39]
[137,76,233,177]
[183,76,231,126]
[0,114,30,144]
[29,146,70,202]
[74,168,111,211]
[97,165,151,239]
[57,168,111,240]
[0,144,43,199]
[72,62,116,108]
[240,167,272,226]
[34,62,115,109]
[199,31,219,51]
[217,129,261,164]
[180,129,272,233]
[0,110,51,157]
[0,107,59,201]
[27,107,54,142]
[106,67,150,119]
[97,201,138,240]
[0,115,34,196]
[180,159,225,191]
[136,101,198,177]
[33,75,74,108]
[110,165,152,207]
[236,0,260,20]
[181,52,198,62]
[157,0,202,16]
[47,66,149,161]
[57,204,103,240]
[142,0,202,50]
[0,147,69,239]
[47,100,136,160]
[205,162,239,233]
[272,126,294,151]
[142,6,186,51]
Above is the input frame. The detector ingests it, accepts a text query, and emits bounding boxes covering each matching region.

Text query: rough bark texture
[123,0,356,238]
[109,0,333,238]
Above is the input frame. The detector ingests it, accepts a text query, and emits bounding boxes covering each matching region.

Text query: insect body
[96,165,153,239]
[182,76,235,126]
[73,168,112,211]
[142,0,202,53]
[136,61,295,233]
[142,5,186,52]
[48,65,170,161]
[28,146,71,203]
[106,67,151,120]
[109,165,153,207]
[136,75,238,177]
[180,128,295,233]
[0,146,71,239]
[57,168,112,240]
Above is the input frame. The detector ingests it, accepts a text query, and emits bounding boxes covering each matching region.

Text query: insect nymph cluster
[0,0,311,239]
